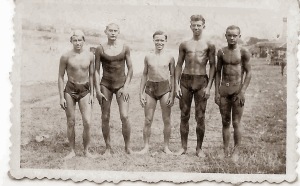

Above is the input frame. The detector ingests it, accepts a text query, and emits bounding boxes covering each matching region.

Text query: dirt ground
[20,31,286,174]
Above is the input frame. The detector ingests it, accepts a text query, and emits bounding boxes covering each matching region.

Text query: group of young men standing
[58,14,251,160]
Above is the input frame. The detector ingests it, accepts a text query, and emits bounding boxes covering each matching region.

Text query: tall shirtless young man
[138,31,175,154]
[215,25,251,158]
[94,23,133,155]
[175,15,216,157]
[58,30,95,159]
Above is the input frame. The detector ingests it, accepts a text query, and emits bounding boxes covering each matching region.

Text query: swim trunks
[145,80,170,100]
[64,81,90,102]
[219,82,241,102]
[180,74,208,92]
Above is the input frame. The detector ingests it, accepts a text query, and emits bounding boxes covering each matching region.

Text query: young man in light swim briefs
[94,23,133,155]
[175,15,216,157]
[215,25,251,158]
[138,31,175,154]
[58,30,95,159]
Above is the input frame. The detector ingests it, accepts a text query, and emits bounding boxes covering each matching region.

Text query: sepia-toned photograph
[9,0,299,183]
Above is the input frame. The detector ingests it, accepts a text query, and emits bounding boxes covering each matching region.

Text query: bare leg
[78,93,96,158]
[116,89,132,154]
[137,94,157,154]
[100,85,113,156]
[219,96,232,157]
[176,85,193,155]
[64,93,76,159]
[231,98,244,159]
[194,89,207,157]
[160,93,173,154]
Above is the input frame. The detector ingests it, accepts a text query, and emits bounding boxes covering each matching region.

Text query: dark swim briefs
[100,76,126,94]
[64,81,90,102]
[180,74,208,92]
[145,80,170,100]
[219,82,241,102]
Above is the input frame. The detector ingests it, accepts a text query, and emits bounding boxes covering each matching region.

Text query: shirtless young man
[94,23,133,155]
[138,31,175,154]
[215,25,251,158]
[175,15,216,157]
[58,30,95,159]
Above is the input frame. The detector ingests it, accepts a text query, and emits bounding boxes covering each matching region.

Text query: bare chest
[147,55,170,69]
[222,49,242,65]
[185,41,209,58]
[67,54,90,70]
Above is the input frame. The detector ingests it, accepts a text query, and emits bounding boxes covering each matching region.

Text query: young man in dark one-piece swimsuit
[94,23,133,156]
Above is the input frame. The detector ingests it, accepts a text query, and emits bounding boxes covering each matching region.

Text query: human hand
[88,94,94,104]
[176,86,182,99]
[234,92,245,107]
[96,90,107,105]
[118,86,130,102]
[215,93,221,106]
[166,94,174,107]
[60,98,67,110]
[140,93,147,107]
[203,87,210,99]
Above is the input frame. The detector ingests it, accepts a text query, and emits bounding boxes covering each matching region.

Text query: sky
[19,0,290,41]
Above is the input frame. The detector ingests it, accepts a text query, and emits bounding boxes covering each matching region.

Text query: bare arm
[140,56,148,96]
[175,43,185,87]
[94,46,102,94]
[58,54,67,99]
[124,45,133,86]
[169,56,176,98]
[240,48,251,94]
[207,43,216,90]
[89,53,95,96]
[215,49,223,95]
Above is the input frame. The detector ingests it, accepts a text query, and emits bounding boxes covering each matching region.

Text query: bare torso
[220,47,245,83]
[146,53,172,82]
[182,39,210,75]
[65,50,92,84]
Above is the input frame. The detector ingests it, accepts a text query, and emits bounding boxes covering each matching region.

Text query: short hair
[105,23,120,30]
[153,30,167,40]
[226,25,241,34]
[190,15,205,24]
[70,29,85,42]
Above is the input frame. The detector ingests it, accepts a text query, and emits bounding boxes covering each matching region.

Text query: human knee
[144,117,153,127]
[162,116,171,125]
[221,115,231,128]
[67,118,75,128]
[120,114,129,124]
[232,120,241,129]
[180,111,190,123]
[195,113,205,124]
[102,112,110,123]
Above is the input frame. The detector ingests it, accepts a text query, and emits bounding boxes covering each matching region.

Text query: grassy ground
[20,31,286,173]
[20,60,286,174]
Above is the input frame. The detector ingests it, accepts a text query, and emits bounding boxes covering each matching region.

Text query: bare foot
[136,147,149,154]
[64,150,76,160]
[224,148,230,158]
[102,149,112,157]
[174,148,186,156]
[196,149,206,158]
[163,147,173,155]
[231,147,240,161]
[125,148,133,154]
[84,151,97,159]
